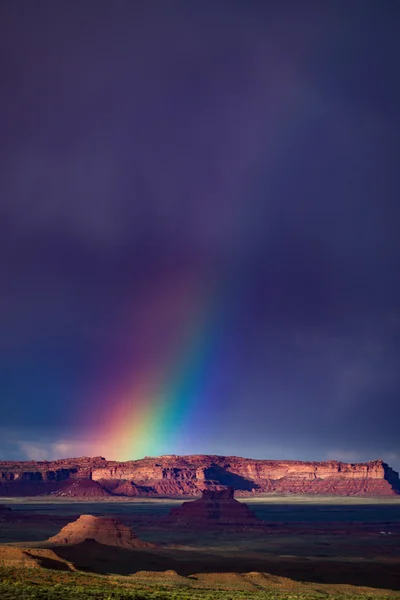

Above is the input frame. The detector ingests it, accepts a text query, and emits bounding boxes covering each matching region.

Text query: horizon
[1,452,398,471]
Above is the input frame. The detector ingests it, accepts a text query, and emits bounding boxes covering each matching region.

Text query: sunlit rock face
[49,479,110,498]
[0,455,399,497]
[166,487,262,528]
[47,514,155,548]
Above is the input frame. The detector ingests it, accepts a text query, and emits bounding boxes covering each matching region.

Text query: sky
[0,1,399,472]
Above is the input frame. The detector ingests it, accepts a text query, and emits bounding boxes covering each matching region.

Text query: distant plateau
[1,455,399,498]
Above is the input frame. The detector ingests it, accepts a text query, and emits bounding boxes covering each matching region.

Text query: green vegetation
[1,567,399,600]
[1,584,399,600]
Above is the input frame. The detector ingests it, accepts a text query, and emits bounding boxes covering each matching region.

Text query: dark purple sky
[1,1,399,470]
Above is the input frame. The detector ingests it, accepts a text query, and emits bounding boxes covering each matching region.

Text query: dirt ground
[1,495,400,591]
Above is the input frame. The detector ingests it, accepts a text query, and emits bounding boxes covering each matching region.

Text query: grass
[1,496,400,598]
[1,582,399,600]
[1,565,400,600]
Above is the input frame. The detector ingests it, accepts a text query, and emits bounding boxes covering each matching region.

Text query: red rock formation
[0,456,108,496]
[47,514,154,548]
[167,487,262,527]
[0,455,399,497]
[50,479,110,498]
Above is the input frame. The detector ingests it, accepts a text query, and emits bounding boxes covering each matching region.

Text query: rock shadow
[178,554,400,591]
[23,551,72,571]
[52,539,181,575]
[50,539,400,590]
[204,466,256,491]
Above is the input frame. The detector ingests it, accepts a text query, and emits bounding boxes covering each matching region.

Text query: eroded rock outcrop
[0,455,399,497]
[47,514,154,548]
[50,479,109,498]
[0,456,108,497]
[166,487,262,528]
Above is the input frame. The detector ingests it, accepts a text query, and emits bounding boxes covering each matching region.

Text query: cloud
[383,452,400,463]
[0,1,308,257]
[326,450,363,463]
[291,315,400,415]
[17,440,101,461]
[1,145,123,248]
[0,2,399,467]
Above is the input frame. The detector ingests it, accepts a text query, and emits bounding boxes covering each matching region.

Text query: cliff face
[0,457,107,496]
[0,455,399,497]
[47,514,155,548]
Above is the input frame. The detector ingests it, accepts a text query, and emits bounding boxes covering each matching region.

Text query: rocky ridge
[0,455,399,497]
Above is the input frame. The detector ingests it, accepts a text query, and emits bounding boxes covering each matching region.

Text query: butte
[166,487,263,528]
[47,514,155,549]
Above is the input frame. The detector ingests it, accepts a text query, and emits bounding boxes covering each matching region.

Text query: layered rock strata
[0,455,398,497]
[167,487,262,527]
[47,514,154,548]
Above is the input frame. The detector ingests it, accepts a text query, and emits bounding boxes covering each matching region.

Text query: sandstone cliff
[47,514,154,548]
[0,455,398,497]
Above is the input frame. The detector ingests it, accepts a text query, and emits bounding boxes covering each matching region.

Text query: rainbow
[85,267,229,460]
[77,28,328,461]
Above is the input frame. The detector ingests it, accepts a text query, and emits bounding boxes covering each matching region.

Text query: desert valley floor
[1,494,400,598]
